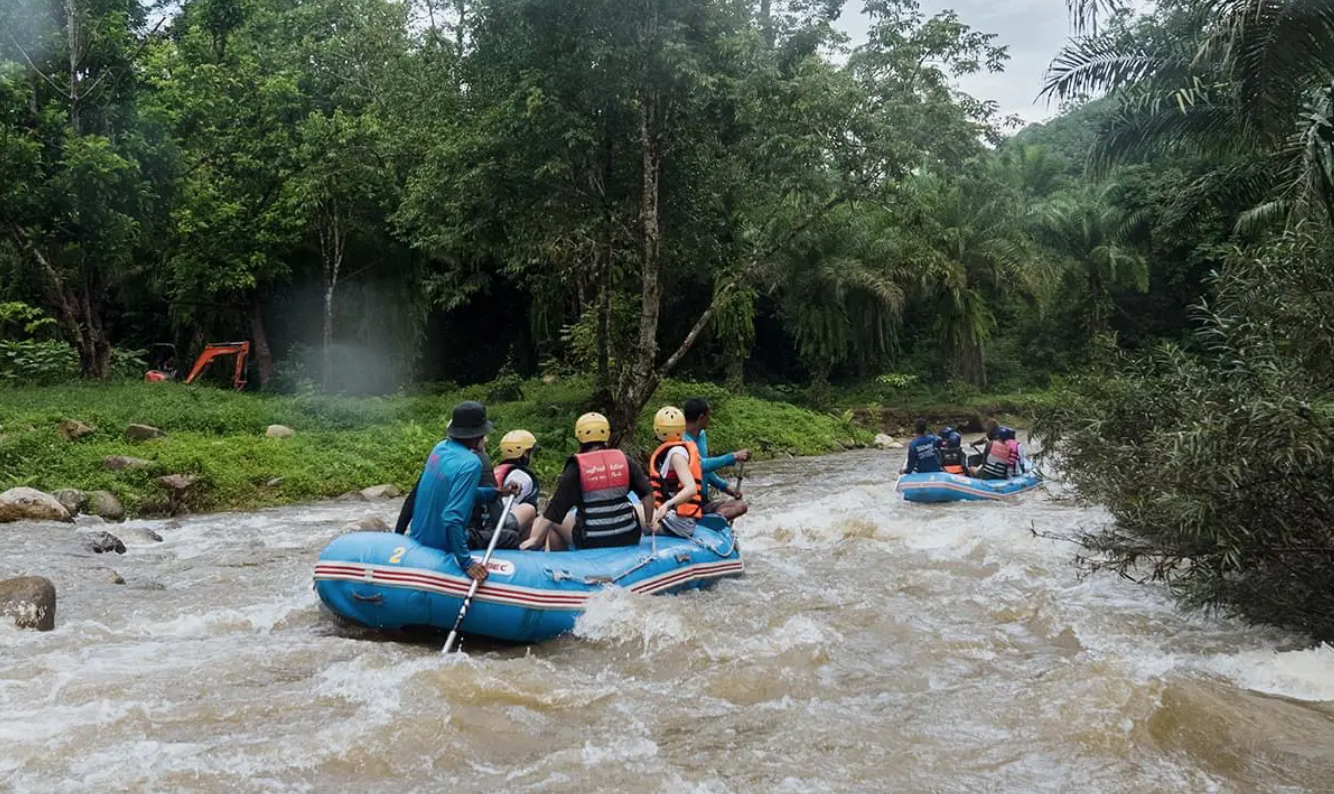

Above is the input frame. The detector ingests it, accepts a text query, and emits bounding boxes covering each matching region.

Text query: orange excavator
[145,342,250,390]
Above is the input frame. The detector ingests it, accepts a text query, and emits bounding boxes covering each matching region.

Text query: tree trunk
[611,87,663,445]
[956,336,987,388]
[66,0,82,135]
[319,203,345,392]
[249,299,275,387]
[759,0,774,48]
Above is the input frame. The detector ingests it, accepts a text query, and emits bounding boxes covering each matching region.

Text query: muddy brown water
[3,449,1334,793]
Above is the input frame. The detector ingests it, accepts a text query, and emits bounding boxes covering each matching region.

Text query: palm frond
[1041,35,1158,102]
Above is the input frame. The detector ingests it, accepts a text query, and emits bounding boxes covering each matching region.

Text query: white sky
[836,0,1076,125]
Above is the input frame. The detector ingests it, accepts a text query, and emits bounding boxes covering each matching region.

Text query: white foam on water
[1205,643,1334,701]
[573,586,694,651]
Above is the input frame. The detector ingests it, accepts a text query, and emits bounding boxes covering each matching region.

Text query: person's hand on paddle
[500,481,521,497]
[733,448,752,463]
[466,561,489,581]
[726,484,744,500]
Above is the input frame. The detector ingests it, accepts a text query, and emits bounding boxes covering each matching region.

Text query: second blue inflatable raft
[895,471,1042,503]
[314,516,743,643]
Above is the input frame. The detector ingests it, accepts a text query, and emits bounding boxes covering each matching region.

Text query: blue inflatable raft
[314,516,743,643]
[895,471,1042,503]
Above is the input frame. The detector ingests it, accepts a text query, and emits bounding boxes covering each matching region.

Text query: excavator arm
[184,342,250,390]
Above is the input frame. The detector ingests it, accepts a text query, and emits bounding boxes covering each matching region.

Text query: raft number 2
[389,547,406,564]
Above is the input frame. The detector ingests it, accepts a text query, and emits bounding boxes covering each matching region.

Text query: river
[3,449,1334,792]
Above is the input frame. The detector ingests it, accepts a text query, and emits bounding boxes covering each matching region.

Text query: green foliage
[1036,228,1334,639]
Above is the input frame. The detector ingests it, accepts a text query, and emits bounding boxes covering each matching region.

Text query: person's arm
[523,465,579,550]
[902,442,918,474]
[652,453,697,530]
[628,458,652,500]
[394,478,419,535]
[441,461,482,571]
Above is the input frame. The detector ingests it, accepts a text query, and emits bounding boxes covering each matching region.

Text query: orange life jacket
[649,440,704,519]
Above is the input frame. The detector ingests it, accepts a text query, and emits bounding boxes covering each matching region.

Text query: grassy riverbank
[0,378,873,516]
[0,378,1051,516]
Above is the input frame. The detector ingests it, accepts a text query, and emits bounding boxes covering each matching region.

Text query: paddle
[734,461,746,499]
[443,495,516,655]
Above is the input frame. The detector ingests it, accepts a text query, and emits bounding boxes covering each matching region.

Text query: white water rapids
[3,449,1334,792]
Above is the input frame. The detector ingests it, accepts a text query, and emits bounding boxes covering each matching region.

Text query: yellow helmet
[499,429,537,460]
[574,412,611,443]
[654,406,686,441]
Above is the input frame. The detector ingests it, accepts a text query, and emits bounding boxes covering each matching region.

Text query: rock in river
[84,531,126,555]
[360,484,401,501]
[88,490,126,522]
[341,515,390,534]
[0,576,56,631]
[0,488,72,523]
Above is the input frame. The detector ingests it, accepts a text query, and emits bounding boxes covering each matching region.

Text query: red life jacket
[648,440,704,519]
[572,449,640,545]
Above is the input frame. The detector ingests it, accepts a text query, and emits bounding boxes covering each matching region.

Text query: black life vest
[940,446,967,475]
[571,449,640,548]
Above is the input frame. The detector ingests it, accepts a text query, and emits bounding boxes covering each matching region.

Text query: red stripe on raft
[315,557,744,610]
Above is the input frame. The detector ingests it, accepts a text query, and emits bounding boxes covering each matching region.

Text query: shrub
[1036,228,1334,640]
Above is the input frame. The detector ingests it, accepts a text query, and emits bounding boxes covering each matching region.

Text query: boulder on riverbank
[54,488,89,516]
[57,419,96,441]
[88,491,126,522]
[265,424,295,439]
[360,484,401,501]
[125,423,166,441]
[874,434,895,449]
[105,455,153,471]
[0,488,72,523]
[156,474,198,516]
[0,576,56,630]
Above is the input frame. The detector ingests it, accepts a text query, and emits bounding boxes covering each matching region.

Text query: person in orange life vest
[519,413,651,551]
[682,397,750,522]
[492,429,541,540]
[978,424,1019,480]
[649,406,704,538]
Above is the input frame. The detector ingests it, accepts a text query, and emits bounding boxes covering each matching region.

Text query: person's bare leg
[513,504,537,540]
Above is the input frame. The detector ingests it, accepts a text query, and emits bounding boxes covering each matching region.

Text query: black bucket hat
[446,401,494,439]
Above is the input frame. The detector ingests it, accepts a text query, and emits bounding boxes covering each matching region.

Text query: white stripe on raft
[313,558,745,612]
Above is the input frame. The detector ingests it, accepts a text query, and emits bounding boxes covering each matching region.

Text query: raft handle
[350,592,384,604]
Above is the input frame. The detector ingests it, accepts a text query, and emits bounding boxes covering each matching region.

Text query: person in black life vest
[937,428,968,475]
[900,418,943,474]
[519,413,651,552]
[492,429,541,540]
[648,406,703,537]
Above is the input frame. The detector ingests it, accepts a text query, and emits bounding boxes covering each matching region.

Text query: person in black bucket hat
[394,401,518,581]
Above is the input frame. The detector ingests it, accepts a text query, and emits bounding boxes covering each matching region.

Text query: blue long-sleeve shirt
[684,429,735,500]
[904,434,943,474]
[408,439,498,569]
